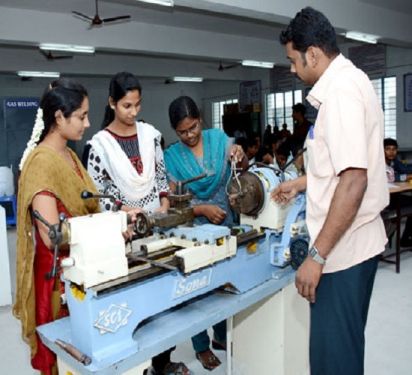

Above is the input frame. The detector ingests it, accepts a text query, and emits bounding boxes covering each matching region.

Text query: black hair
[292,103,306,115]
[251,132,261,141]
[101,72,142,129]
[276,142,291,158]
[236,136,258,153]
[279,7,340,58]
[168,96,200,130]
[384,138,398,148]
[39,78,88,142]
[247,137,259,148]
[235,137,248,154]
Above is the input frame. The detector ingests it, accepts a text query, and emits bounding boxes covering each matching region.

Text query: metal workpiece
[227,171,265,216]
[132,175,202,237]
[228,166,301,233]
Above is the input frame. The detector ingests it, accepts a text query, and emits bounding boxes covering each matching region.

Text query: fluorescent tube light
[172,76,203,82]
[39,43,95,54]
[344,31,379,44]
[135,0,174,6]
[241,60,274,69]
[17,71,60,78]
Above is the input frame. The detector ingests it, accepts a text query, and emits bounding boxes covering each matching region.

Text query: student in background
[292,103,312,150]
[292,147,306,176]
[384,137,412,247]
[237,136,259,165]
[263,124,273,147]
[279,123,292,140]
[384,138,412,181]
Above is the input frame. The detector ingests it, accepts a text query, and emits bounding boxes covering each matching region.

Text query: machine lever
[47,213,66,280]
[81,190,121,211]
[33,210,66,279]
[55,339,92,366]
[32,209,53,230]
[176,173,207,195]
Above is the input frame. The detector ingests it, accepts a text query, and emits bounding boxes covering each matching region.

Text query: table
[388,181,412,194]
[382,182,412,272]
[38,268,309,375]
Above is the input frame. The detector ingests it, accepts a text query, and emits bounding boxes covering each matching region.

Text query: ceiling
[359,0,412,15]
[0,0,411,81]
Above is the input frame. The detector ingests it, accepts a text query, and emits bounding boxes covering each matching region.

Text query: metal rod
[55,339,92,366]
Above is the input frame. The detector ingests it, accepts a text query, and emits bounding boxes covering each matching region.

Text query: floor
[1,227,412,375]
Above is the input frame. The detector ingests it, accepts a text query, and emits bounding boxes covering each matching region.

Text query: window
[212,98,238,129]
[371,76,396,138]
[266,90,302,130]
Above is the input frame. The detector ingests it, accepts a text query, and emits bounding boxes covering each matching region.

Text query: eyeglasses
[176,122,200,138]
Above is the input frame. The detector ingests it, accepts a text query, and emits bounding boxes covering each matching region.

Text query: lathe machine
[38,165,308,372]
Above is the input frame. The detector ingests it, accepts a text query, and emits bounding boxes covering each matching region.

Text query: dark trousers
[310,255,379,375]
[152,347,174,373]
[191,320,226,353]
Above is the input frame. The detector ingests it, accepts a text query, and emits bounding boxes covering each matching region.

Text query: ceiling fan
[218,61,240,71]
[72,0,131,27]
[40,50,73,61]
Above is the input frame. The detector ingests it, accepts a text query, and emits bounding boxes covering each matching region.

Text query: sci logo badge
[173,269,212,299]
[94,303,132,334]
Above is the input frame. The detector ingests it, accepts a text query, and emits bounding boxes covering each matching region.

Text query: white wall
[0,74,264,159]
[1,43,409,164]
[70,76,205,150]
[134,80,204,147]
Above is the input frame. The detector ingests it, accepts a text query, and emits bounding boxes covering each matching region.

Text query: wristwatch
[309,246,326,265]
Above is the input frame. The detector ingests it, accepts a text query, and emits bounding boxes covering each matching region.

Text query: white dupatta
[89,121,159,201]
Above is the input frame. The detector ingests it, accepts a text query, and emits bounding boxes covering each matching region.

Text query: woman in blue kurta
[164,96,247,370]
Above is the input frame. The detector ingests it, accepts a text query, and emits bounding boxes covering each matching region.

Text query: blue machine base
[38,267,294,374]
[61,228,279,365]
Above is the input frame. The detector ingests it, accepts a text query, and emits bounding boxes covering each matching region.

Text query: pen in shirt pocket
[308,125,315,139]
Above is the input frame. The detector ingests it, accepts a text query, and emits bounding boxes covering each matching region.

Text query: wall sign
[1,97,39,172]
[239,80,261,112]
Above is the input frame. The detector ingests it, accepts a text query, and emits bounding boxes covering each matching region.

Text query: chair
[381,192,412,273]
